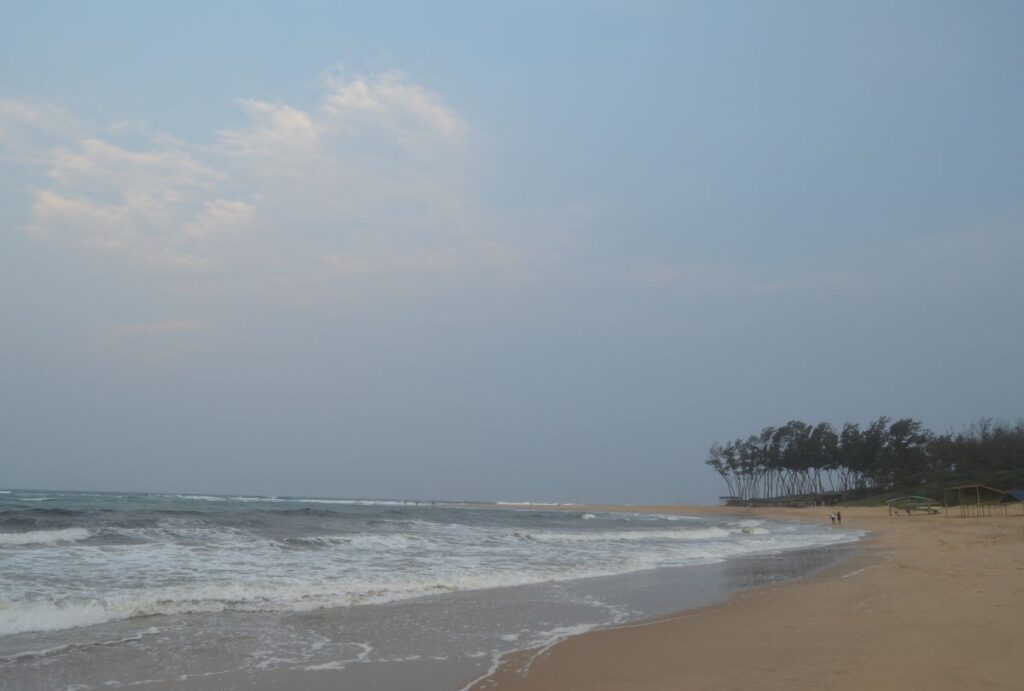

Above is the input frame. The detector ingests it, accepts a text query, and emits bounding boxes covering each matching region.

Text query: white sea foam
[0,528,91,546]
[458,622,602,691]
[0,600,130,636]
[0,525,865,637]
[294,498,409,506]
[175,494,410,506]
[289,533,421,549]
[0,570,599,636]
[528,526,733,542]
[300,642,372,671]
[303,660,348,670]
[0,494,864,641]
[0,627,161,662]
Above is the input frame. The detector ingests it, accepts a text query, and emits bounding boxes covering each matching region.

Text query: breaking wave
[0,528,91,546]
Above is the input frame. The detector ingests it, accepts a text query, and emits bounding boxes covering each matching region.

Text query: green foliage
[705,418,1024,501]
[836,491,908,507]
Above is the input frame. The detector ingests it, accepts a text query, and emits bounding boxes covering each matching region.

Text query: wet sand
[467,505,1024,690]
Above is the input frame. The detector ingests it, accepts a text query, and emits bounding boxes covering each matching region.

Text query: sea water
[0,490,862,689]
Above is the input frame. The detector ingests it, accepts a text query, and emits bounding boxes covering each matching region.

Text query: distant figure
[829,512,836,526]
[836,510,842,525]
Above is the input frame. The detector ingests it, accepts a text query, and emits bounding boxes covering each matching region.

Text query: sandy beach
[469,505,1024,690]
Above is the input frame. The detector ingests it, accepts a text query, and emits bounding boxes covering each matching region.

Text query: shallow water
[0,490,862,690]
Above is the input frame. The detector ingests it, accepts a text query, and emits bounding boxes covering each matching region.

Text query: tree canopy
[706,418,1024,500]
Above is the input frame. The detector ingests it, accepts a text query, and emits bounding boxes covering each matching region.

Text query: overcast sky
[2,1,1022,503]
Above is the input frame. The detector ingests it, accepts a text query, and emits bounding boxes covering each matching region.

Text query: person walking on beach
[829,512,835,526]
[836,510,842,525]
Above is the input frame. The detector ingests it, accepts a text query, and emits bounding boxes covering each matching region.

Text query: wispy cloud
[0,98,80,163]
[217,100,319,159]
[23,136,241,268]
[184,198,256,240]
[320,69,467,141]
[5,68,502,283]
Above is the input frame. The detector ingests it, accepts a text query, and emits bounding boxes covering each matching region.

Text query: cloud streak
[25,137,239,268]
[7,69,491,282]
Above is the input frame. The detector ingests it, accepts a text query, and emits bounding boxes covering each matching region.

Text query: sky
[1,1,1022,503]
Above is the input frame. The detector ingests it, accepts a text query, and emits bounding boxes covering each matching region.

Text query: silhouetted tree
[705,417,1023,500]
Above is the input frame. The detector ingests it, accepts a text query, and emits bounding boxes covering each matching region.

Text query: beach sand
[468,505,1024,690]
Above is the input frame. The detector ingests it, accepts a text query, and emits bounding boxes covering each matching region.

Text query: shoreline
[1,501,852,691]
[464,504,1024,690]
[461,537,863,691]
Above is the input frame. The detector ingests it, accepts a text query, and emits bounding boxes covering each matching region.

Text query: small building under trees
[886,495,941,516]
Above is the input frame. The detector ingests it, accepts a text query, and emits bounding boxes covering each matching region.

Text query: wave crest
[0,528,91,546]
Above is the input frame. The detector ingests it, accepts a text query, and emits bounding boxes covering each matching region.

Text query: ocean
[0,489,863,690]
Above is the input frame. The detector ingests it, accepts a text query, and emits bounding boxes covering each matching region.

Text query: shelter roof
[886,495,940,505]
[944,484,1006,494]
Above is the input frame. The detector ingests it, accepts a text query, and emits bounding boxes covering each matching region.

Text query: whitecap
[0,528,91,546]
[529,527,732,542]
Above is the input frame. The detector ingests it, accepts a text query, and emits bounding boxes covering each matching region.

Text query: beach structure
[943,484,1014,517]
[886,495,941,516]
[999,489,1024,515]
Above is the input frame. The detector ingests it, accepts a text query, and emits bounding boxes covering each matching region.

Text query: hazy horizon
[2,1,1022,503]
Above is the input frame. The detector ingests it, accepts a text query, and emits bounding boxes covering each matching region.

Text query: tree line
[705,417,1024,500]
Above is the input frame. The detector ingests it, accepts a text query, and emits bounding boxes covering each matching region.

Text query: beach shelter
[886,496,941,516]
[944,485,1010,517]
[999,489,1024,515]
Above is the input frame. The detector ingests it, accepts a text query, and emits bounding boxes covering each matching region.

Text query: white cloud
[320,70,467,140]
[218,99,318,158]
[49,138,222,193]
[211,70,486,278]
[26,137,239,269]
[6,69,525,289]
[185,198,256,239]
[216,70,466,165]
[0,98,79,135]
[0,98,80,163]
